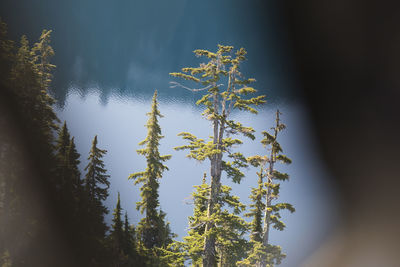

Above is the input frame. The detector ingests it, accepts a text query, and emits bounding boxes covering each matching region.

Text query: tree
[123,212,137,261]
[238,170,267,267]
[242,110,294,267]
[66,136,83,198]
[56,121,70,158]
[109,192,127,266]
[55,121,71,194]
[170,45,266,266]
[85,135,110,203]
[84,135,111,265]
[184,174,209,266]
[1,29,65,266]
[31,29,55,91]
[129,90,172,250]
[111,192,124,248]
[179,173,249,267]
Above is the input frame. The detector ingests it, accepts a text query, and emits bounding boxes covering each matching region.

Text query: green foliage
[180,175,250,266]
[108,194,142,266]
[111,192,124,249]
[31,29,55,90]
[245,174,266,243]
[85,135,110,203]
[243,110,294,267]
[129,90,174,255]
[171,44,265,266]
[83,135,110,265]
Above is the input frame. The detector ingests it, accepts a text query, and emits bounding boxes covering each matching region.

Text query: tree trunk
[203,166,221,267]
[261,181,272,267]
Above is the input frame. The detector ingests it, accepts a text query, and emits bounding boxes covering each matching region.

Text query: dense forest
[0,18,294,267]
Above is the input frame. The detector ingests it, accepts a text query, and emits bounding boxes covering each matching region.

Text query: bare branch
[169,81,223,92]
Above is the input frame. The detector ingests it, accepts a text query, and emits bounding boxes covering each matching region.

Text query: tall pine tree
[109,192,127,266]
[240,110,294,267]
[129,90,172,250]
[171,45,265,266]
[84,135,111,266]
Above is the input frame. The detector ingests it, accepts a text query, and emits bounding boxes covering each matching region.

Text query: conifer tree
[84,135,110,265]
[123,212,135,257]
[170,45,266,266]
[0,18,14,91]
[85,135,110,203]
[184,174,209,266]
[10,35,58,147]
[31,29,55,91]
[66,137,82,195]
[55,121,71,190]
[109,192,127,266]
[129,90,172,250]
[241,110,294,267]
[111,192,124,249]
[56,121,70,157]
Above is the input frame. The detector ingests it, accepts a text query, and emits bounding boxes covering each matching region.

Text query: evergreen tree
[84,135,110,266]
[55,121,71,192]
[85,135,110,203]
[129,90,172,250]
[123,212,135,258]
[170,45,266,266]
[109,192,127,266]
[56,121,71,158]
[0,27,66,266]
[30,29,58,138]
[31,29,55,91]
[10,34,58,148]
[111,192,124,249]
[0,18,14,91]
[66,137,82,195]
[180,173,249,267]
[184,174,209,266]
[240,110,294,267]
[237,169,267,267]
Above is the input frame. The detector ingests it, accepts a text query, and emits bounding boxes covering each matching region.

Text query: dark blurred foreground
[282,1,400,266]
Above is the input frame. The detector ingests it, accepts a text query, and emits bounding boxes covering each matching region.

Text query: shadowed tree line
[0,18,152,267]
[0,18,294,267]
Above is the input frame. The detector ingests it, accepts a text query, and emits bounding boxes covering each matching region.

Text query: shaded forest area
[0,19,294,267]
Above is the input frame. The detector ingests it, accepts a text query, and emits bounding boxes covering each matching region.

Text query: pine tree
[30,29,58,137]
[10,35,58,146]
[180,173,249,266]
[56,121,71,158]
[109,192,127,266]
[238,170,267,267]
[31,29,55,91]
[129,90,172,250]
[123,212,135,258]
[241,110,294,267]
[111,192,124,250]
[170,45,266,266]
[85,135,110,203]
[0,18,14,91]
[84,135,110,266]
[66,137,82,195]
[184,174,209,266]
[55,121,71,191]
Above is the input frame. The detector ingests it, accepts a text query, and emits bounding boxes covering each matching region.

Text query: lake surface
[56,86,339,267]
